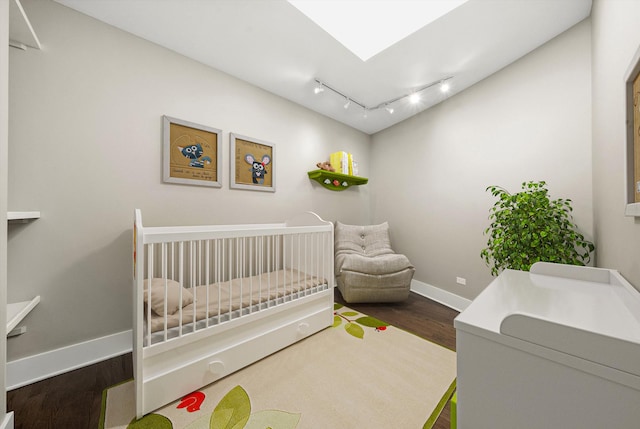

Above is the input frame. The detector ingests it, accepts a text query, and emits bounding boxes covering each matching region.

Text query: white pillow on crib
[143,278,194,316]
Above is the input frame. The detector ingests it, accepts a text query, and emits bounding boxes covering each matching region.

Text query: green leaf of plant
[210,385,251,429]
[355,316,389,328]
[340,311,359,317]
[244,410,301,429]
[345,322,364,339]
[332,315,342,327]
[128,414,173,429]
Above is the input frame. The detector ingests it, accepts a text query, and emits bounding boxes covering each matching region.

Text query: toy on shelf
[316,161,335,172]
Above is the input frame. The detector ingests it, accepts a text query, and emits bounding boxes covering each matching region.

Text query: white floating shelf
[6,296,40,334]
[9,0,41,50]
[7,211,40,222]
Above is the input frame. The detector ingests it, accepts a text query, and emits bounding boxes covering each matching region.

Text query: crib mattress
[145,269,327,336]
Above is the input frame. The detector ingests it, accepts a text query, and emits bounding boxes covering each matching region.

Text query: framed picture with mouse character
[230,133,276,192]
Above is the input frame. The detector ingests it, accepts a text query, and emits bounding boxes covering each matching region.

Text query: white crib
[132,209,334,419]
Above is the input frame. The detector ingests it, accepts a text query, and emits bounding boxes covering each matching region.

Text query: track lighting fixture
[313,76,452,116]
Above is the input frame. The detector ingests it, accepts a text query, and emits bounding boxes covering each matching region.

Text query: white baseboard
[6,330,132,391]
[410,279,472,312]
[0,412,14,429]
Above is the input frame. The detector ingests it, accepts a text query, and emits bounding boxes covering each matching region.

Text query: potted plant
[480,181,595,276]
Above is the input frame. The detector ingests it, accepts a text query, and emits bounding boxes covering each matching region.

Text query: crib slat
[240,237,244,316]
[276,235,279,307]
[266,235,270,309]
[218,239,223,321]
[248,237,253,314]
[178,241,184,337]
[189,241,194,328]
[162,244,168,342]
[257,236,262,310]
[228,238,233,317]
[146,245,153,345]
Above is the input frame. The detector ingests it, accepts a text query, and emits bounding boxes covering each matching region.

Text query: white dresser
[454,262,640,429]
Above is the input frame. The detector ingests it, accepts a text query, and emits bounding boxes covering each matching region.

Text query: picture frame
[230,133,276,192]
[624,45,640,216]
[163,115,222,188]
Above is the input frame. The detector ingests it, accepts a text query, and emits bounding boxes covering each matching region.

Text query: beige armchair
[334,221,415,303]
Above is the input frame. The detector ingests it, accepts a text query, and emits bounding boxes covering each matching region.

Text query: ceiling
[52,0,592,135]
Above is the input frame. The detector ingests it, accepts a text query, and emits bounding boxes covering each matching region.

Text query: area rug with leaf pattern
[100,304,456,429]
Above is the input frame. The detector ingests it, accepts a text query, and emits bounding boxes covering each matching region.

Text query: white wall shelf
[5,211,41,335]
[7,211,40,222]
[6,296,40,335]
[8,0,40,50]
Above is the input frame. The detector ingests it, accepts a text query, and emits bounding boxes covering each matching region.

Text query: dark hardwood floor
[7,351,132,429]
[7,291,458,429]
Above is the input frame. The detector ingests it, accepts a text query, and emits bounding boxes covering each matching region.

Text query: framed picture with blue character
[163,115,222,187]
[230,133,275,192]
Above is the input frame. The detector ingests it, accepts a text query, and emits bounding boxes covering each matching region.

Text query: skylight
[288,0,469,61]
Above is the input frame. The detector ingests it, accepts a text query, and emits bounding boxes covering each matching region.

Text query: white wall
[370,20,593,300]
[591,0,640,289]
[6,0,370,360]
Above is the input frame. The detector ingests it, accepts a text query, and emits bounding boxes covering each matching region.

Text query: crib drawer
[141,301,331,415]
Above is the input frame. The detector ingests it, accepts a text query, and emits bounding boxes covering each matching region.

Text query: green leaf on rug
[210,385,251,429]
[127,414,173,429]
[340,311,359,317]
[345,322,364,339]
[244,410,301,429]
[355,316,389,329]
[334,303,343,310]
[333,315,342,327]
[184,414,211,429]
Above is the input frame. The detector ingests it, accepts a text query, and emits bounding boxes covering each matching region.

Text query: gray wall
[591,0,640,289]
[370,20,593,300]
[6,0,370,360]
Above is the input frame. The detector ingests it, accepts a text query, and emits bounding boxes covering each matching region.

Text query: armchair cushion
[335,221,394,257]
[337,253,413,275]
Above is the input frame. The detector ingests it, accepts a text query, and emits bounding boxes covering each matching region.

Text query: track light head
[344,99,351,109]
[409,93,420,104]
[385,105,394,114]
[440,81,450,93]
[314,81,325,94]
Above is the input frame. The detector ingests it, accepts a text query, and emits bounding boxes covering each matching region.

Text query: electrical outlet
[456,277,467,285]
